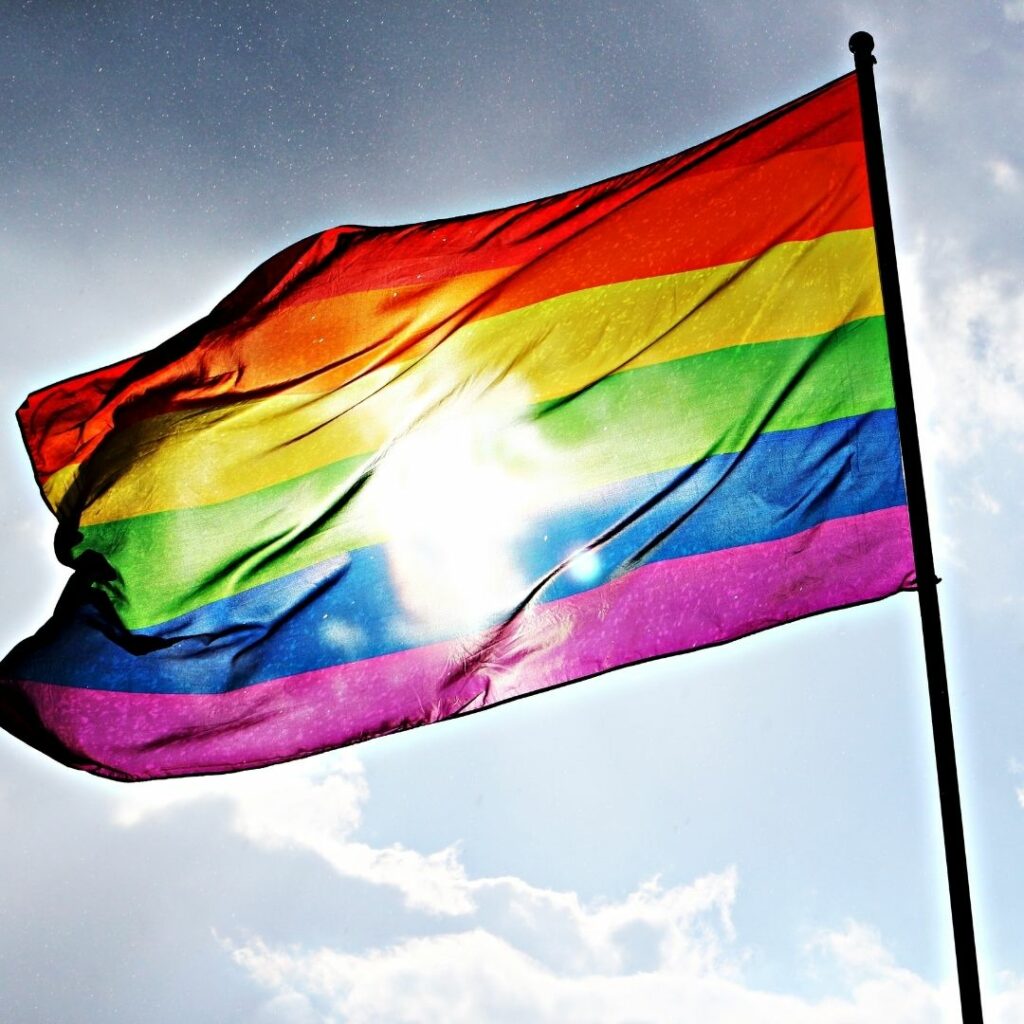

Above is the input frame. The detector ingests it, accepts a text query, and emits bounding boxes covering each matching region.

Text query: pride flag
[1,73,916,780]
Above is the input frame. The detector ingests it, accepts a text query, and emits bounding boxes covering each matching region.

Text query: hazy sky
[2,2,1023,1021]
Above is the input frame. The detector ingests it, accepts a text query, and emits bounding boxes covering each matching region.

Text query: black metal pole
[847,31,984,1024]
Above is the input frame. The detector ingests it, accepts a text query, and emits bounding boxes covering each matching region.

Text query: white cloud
[901,244,1024,464]
[468,868,740,979]
[886,63,949,119]
[897,235,1024,606]
[972,487,1002,516]
[808,919,895,976]
[225,904,1024,1023]
[993,972,1024,1020]
[1004,1,1024,24]
[110,751,743,942]
[111,754,1024,1023]
[224,898,968,1024]
[112,750,473,915]
[987,159,1020,193]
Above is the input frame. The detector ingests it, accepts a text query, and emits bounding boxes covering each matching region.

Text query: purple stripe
[4,506,914,780]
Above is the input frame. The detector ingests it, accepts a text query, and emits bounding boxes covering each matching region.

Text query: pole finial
[848,31,875,58]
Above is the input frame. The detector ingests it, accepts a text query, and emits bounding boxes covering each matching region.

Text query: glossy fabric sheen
[0,72,918,779]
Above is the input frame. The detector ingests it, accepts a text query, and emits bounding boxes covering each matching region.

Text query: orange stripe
[204,143,871,398]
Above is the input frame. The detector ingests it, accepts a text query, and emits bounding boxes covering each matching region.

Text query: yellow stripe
[57,229,881,526]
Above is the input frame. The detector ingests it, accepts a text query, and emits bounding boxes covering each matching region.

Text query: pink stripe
[4,506,914,780]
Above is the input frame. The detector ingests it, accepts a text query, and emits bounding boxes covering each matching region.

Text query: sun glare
[366,379,560,640]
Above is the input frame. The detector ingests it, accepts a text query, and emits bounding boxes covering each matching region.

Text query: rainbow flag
[0,73,916,780]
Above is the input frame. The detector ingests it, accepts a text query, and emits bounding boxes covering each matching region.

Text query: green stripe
[74,316,893,630]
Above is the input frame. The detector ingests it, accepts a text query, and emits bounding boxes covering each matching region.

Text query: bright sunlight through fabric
[0,73,916,780]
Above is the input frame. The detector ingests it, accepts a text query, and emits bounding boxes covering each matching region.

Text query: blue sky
[2,1,1023,1020]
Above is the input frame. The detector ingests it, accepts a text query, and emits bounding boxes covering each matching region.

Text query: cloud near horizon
[114,751,1024,1023]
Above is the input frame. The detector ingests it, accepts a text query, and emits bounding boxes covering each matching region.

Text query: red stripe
[224,74,864,302]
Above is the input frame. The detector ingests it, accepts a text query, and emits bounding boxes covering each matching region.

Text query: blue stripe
[3,409,906,694]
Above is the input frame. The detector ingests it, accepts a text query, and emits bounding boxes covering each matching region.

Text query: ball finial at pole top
[848,31,875,57]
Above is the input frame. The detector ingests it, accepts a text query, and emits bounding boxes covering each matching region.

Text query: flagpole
[847,31,984,1024]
